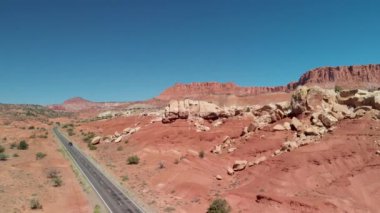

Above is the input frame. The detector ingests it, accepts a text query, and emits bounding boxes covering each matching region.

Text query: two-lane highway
[53,127,143,213]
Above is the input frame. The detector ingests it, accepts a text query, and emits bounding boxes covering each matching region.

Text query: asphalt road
[53,127,143,213]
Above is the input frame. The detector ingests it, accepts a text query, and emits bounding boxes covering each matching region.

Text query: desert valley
[1,64,380,212]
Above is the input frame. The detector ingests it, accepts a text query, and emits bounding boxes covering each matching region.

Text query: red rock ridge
[157,64,380,100]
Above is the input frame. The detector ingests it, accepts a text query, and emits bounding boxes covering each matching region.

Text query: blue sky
[1,0,380,104]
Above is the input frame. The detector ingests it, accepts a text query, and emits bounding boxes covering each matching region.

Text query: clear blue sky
[1,0,380,104]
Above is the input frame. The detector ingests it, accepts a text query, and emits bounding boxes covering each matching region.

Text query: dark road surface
[53,127,143,213]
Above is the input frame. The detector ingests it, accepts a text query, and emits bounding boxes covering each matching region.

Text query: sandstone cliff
[157,64,380,100]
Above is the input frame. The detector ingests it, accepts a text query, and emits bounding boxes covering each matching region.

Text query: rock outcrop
[162,99,234,123]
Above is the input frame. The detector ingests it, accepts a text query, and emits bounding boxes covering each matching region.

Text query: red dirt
[71,113,380,212]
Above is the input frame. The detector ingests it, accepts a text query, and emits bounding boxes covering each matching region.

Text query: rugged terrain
[0,106,94,213]
[3,64,380,212]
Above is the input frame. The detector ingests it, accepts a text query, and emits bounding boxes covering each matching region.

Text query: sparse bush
[13,153,19,157]
[36,152,47,160]
[0,153,8,161]
[47,169,60,179]
[52,176,63,187]
[30,198,43,209]
[335,85,343,93]
[83,132,96,143]
[207,198,231,213]
[10,142,17,149]
[121,175,129,181]
[94,204,101,213]
[18,140,29,150]
[0,145,5,153]
[124,140,129,144]
[117,146,123,151]
[30,134,36,139]
[28,126,35,130]
[88,143,97,150]
[199,150,205,159]
[127,155,140,165]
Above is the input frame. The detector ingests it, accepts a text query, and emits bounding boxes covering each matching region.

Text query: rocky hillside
[48,97,125,112]
[157,64,380,100]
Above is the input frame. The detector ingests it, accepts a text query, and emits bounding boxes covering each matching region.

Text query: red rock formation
[299,64,380,88]
[157,64,380,100]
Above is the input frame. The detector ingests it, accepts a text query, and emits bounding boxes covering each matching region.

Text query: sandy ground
[68,111,380,213]
[0,119,91,213]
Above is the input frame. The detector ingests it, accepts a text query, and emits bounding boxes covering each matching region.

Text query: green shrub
[36,152,47,160]
[18,140,29,150]
[335,85,343,93]
[30,198,42,209]
[10,142,17,149]
[127,155,140,165]
[207,198,231,213]
[94,204,101,213]
[47,169,60,179]
[199,150,205,158]
[0,153,8,161]
[88,143,97,150]
[121,175,129,181]
[52,176,63,187]
[0,145,4,153]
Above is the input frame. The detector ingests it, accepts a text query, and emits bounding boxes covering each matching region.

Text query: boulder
[114,136,123,143]
[304,126,321,136]
[211,145,222,154]
[227,167,235,175]
[318,113,338,128]
[332,103,352,117]
[195,123,210,132]
[283,122,291,130]
[253,156,267,165]
[281,141,298,151]
[91,136,102,145]
[290,117,303,131]
[291,86,309,115]
[273,124,286,131]
[291,86,336,115]
[228,147,237,153]
[216,175,223,180]
[232,160,248,171]
[337,89,375,108]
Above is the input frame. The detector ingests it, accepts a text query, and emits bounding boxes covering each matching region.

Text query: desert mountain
[157,64,380,100]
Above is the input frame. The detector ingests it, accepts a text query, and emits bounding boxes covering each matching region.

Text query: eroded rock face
[162,99,230,123]
[291,86,336,115]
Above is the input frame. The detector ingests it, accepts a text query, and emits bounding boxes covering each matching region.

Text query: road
[53,127,143,213]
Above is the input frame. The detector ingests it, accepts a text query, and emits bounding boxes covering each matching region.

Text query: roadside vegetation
[127,155,140,165]
[207,198,231,213]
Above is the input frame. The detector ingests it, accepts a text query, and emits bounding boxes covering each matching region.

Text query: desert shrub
[0,153,8,161]
[0,145,5,153]
[36,152,47,160]
[38,134,48,139]
[94,204,101,213]
[18,140,29,150]
[47,169,60,179]
[335,85,343,93]
[88,143,97,150]
[127,155,140,165]
[28,126,35,130]
[30,198,42,209]
[30,134,36,139]
[207,198,231,213]
[117,146,123,151]
[199,150,205,158]
[52,176,63,187]
[13,153,19,157]
[83,132,95,143]
[10,142,17,149]
[121,175,129,181]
